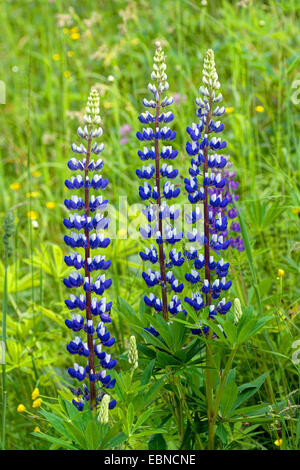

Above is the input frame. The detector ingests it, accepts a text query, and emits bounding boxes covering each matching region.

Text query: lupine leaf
[85,420,100,450]
[140,358,156,385]
[63,422,88,449]
[32,431,77,450]
[220,381,239,418]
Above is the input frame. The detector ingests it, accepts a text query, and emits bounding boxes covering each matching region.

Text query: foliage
[0,0,299,451]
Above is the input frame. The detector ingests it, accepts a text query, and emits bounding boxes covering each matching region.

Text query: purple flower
[120,124,132,137]
[64,89,116,412]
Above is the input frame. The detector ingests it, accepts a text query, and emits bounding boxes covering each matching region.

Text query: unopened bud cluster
[233,298,243,324]
[128,336,138,369]
[83,88,101,125]
[98,394,110,424]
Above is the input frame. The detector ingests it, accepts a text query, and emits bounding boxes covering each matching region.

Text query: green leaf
[85,420,100,450]
[220,381,238,418]
[148,433,167,450]
[216,424,228,444]
[140,376,165,408]
[230,372,269,414]
[64,421,88,449]
[106,432,128,449]
[140,358,155,385]
[143,313,173,350]
[39,409,69,438]
[33,431,77,450]
[127,403,135,433]
[170,311,187,350]
[133,407,154,432]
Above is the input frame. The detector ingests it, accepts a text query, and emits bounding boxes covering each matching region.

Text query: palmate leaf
[135,376,166,410]
[98,423,128,450]
[117,296,145,332]
[132,407,155,432]
[0,261,39,294]
[142,312,173,350]
[105,432,128,449]
[156,350,183,367]
[63,421,88,449]
[25,242,70,279]
[230,372,269,413]
[148,433,167,450]
[220,381,239,418]
[140,358,156,385]
[236,314,273,345]
[32,431,77,450]
[85,420,101,450]
[127,403,135,434]
[39,409,71,438]
[35,304,65,327]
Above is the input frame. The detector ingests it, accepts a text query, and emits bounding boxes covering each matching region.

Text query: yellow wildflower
[27,211,38,221]
[225,107,234,114]
[64,71,71,80]
[32,387,39,400]
[274,439,282,447]
[32,171,41,178]
[32,398,42,408]
[34,426,40,433]
[103,101,112,109]
[10,183,21,190]
[117,228,127,238]
[67,50,74,57]
[70,32,80,40]
[26,191,39,198]
[292,207,300,215]
[70,26,79,33]
[52,54,60,61]
[46,202,56,209]
[17,404,26,413]
[277,269,285,277]
[255,105,264,113]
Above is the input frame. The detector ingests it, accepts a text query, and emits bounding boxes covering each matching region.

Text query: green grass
[0,0,299,450]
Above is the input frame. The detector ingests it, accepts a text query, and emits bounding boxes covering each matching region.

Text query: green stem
[175,376,204,450]
[208,347,237,449]
[205,340,215,450]
[1,254,8,450]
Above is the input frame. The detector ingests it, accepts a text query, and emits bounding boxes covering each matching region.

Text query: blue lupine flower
[208,160,245,252]
[137,42,185,327]
[64,89,116,412]
[184,50,233,336]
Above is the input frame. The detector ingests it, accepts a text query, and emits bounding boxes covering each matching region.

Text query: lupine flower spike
[184,50,232,333]
[208,157,244,251]
[64,89,116,411]
[137,42,184,329]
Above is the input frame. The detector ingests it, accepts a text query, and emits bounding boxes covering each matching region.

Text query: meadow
[0,0,299,451]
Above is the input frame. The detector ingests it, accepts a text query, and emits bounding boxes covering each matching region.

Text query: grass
[0,0,299,450]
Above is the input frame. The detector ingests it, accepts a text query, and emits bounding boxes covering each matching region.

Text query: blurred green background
[0,0,299,449]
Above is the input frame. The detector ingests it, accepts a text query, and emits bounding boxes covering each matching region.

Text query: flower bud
[234,298,243,324]
[98,394,110,424]
[128,335,138,369]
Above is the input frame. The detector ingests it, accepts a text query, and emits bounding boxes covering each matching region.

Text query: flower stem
[1,253,8,450]
[203,98,215,450]
[154,93,168,321]
[84,134,96,409]
[208,347,237,449]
